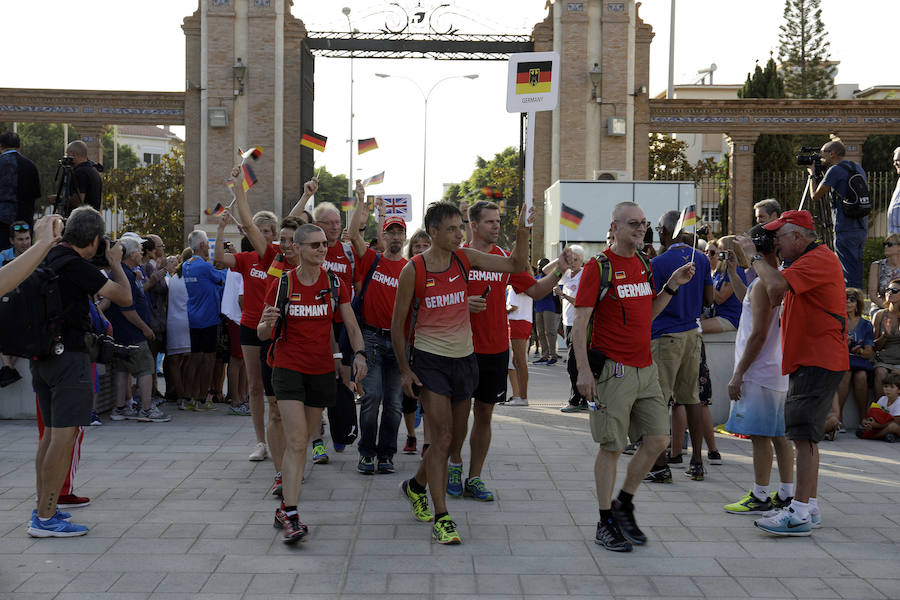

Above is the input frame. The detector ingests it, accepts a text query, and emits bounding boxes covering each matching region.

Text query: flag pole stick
[523,111,536,229]
[691,224,697,264]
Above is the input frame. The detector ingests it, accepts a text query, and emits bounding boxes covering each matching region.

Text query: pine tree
[777,0,836,99]
[738,58,794,173]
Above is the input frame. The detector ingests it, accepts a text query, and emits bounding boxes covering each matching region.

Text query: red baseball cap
[762,209,815,232]
[382,216,407,232]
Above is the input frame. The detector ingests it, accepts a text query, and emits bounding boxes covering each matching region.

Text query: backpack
[350,252,381,327]
[0,253,81,359]
[267,268,340,365]
[835,162,871,219]
[407,250,470,345]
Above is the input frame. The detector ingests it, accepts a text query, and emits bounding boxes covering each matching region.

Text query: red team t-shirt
[264,267,350,374]
[575,249,656,368]
[465,244,536,354]
[354,247,408,330]
[231,244,278,329]
[323,242,356,323]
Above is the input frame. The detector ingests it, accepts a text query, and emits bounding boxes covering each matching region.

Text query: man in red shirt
[448,200,573,501]
[737,210,848,536]
[573,201,693,552]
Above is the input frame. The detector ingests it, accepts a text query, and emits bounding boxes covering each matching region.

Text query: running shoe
[357,456,375,474]
[229,402,251,416]
[89,410,102,426]
[333,443,346,453]
[282,515,309,543]
[594,518,632,552]
[198,399,217,411]
[560,403,586,413]
[463,477,494,501]
[401,479,433,522]
[403,436,417,454]
[810,511,822,529]
[312,442,329,464]
[546,358,558,365]
[533,357,548,365]
[611,499,646,545]
[57,494,91,509]
[724,491,773,515]
[771,492,793,510]
[685,462,705,481]
[754,506,811,536]
[622,441,641,455]
[643,466,672,484]
[249,442,268,462]
[432,515,461,544]
[665,451,683,464]
[273,506,287,530]
[27,513,88,538]
[137,406,171,423]
[838,422,847,433]
[708,450,722,465]
[505,397,529,406]
[110,405,138,421]
[377,458,395,474]
[447,463,463,497]
[30,509,71,521]
[178,399,195,411]
[270,472,283,498]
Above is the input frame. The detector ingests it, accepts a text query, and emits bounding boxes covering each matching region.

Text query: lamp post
[343,7,355,198]
[375,73,478,217]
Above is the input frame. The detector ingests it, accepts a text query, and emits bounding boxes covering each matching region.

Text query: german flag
[241,163,258,192]
[341,197,354,212]
[301,130,327,152]
[673,204,697,237]
[267,253,286,278]
[240,146,263,161]
[481,186,502,199]
[560,203,584,230]
[358,137,378,155]
[516,61,552,95]
[204,202,226,217]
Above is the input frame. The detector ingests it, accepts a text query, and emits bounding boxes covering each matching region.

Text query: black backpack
[835,162,871,219]
[0,253,80,359]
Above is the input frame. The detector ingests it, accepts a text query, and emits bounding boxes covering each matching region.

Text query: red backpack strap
[412,253,427,301]
[452,248,471,281]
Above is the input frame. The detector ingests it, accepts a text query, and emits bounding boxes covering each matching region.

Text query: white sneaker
[249,442,268,462]
[505,397,529,406]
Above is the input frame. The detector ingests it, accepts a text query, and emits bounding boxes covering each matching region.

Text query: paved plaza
[2,362,900,600]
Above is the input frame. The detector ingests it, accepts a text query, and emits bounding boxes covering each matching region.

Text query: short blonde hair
[714,235,749,273]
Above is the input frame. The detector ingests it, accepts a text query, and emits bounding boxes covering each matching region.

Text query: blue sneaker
[30,509,71,521]
[754,507,811,536]
[810,511,822,529]
[463,476,495,501]
[357,456,375,474]
[414,405,422,429]
[447,463,463,497]
[533,357,548,365]
[333,443,346,453]
[27,513,88,538]
[546,358,558,366]
[312,442,329,464]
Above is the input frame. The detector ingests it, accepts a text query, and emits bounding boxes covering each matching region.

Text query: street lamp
[343,7,355,198]
[375,73,478,216]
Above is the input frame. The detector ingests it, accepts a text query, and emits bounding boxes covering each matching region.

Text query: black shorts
[190,325,218,354]
[785,366,844,442]
[271,367,336,408]
[239,324,262,347]
[473,350,510,404]
[31,352,92,428]
[402,394,419,415]
[411,349,478,403]
[260,340,275,397]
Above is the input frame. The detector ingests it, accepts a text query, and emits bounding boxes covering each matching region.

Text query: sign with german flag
[506,51,559,113]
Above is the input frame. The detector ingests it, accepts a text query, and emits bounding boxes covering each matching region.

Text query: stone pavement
[2,361,900,600]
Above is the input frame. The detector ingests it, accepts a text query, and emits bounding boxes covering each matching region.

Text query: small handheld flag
[358,137,378,155]
[240,146,263,161]
[363,171,384,186]
[205,202,226,217]
[481,186,502,199]
[241,163,258,192]
[672,204,697,238]
[341,197,354,212]
[560,203,584,230]
[301,130,327,152]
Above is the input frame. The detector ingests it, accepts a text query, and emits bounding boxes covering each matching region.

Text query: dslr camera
[796,146,826,179]
[750,227,775,255]
[90,237,116,269]
[84,333,140,365]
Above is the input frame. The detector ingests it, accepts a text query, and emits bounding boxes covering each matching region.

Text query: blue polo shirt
[105,263,151,345]
[182,256,226,329]
[651,243,712,338]
[534,273,556,312]
[712,267,748,329]
[823,160,867,233]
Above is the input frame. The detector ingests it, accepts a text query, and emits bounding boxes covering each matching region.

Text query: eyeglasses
[884,241,897,248]
[11,224,29,232]
[301,241,328,249]
[618,220,650,230]
[705,249,717,255]
[316,220,340,227]
[887,288,900,295]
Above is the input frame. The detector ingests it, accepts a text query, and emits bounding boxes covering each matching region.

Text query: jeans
[834,228,866,290]
[358,330,403,459]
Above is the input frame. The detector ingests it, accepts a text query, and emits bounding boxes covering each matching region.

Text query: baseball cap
[382,216,406,232]
[120,231,148,243]
[762,209,815,232]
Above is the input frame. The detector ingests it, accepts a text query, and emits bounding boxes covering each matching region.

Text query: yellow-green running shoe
[400,479,433,522]
[724,491,774,515]
[432,515,461,545]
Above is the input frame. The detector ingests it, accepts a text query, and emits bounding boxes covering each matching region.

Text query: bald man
[65,140,102,214]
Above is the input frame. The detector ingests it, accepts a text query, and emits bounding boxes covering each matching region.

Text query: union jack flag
[379,195,410,220]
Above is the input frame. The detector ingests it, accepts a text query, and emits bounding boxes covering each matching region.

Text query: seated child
[858,372,900,442]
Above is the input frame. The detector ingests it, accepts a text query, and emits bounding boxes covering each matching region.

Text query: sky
[2,0,898,228]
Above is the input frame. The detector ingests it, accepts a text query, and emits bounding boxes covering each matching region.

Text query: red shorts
[509,319,532,340]
[227,320,243,359]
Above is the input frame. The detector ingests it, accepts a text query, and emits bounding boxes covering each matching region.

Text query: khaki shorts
[588,361,669,451]
[651,329,702,405]
[112,340,156,377]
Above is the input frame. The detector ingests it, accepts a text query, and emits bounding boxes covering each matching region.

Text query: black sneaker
[357,456,375,475]
[707,450,722,465]
[377,457,395,474]
[685,462,705,481]
[643,465,672,484]
[611,499,647,545]
[665,450,683,464]
[595,518,632,552]
[622,441,641,455]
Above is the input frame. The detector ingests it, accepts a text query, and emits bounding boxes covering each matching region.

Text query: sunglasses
[884,241,897,248]
[888,288,900,295]
[11,224,30,232]
[301,241,327,249]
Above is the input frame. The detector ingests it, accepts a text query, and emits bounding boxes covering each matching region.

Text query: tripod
[798,174,834,250]
[53,163,75,216]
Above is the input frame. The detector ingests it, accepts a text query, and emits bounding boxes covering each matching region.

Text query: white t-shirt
[221,270,244,325]
[506,286,533,323]
[560,268,582,327]
[166,274,191,356]
[877,395,900,417]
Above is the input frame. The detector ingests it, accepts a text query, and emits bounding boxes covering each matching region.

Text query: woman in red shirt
[257,223,367,543]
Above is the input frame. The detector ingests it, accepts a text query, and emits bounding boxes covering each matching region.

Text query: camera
[750,228,775,255]
[90,237,117,269]
[718,251,728,261]
[84,333,140,365]
[797,146,826,178]
[696,224,709,237]
[58,156,74,168]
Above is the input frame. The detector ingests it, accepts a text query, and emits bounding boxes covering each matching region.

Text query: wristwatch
[663,284,678,296]
[355,349,367,359]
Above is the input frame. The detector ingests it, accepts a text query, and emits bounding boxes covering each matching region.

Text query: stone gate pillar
[726,134,758,234]
[836,135,867,166]
[71,122,108,164]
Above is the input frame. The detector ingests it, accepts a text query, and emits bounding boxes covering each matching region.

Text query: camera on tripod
[797,146,826,179]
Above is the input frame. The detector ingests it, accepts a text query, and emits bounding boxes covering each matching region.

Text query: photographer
[104,235,170,424]
[28,207,132,538]
[0,131,41,247]
[65,140,102,213]
[808,140,867,289]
